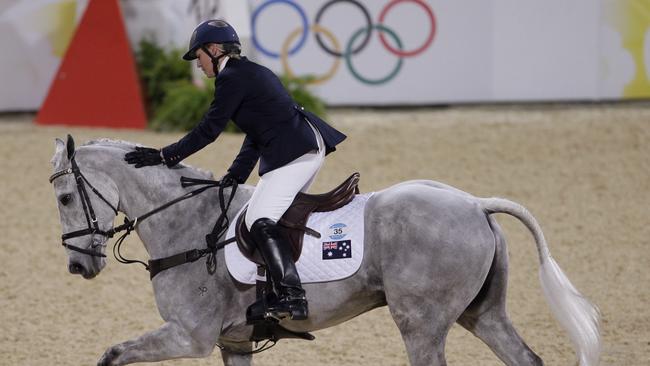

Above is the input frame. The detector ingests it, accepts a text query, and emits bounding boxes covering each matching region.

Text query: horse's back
[366,179,489,234]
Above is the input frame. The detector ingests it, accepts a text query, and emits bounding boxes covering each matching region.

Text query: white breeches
[245,122,326,229]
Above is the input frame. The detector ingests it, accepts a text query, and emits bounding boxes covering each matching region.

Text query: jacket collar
[223,56,248,68]
[219,56,230,72]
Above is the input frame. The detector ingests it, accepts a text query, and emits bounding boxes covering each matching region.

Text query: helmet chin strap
[201,45,227,77]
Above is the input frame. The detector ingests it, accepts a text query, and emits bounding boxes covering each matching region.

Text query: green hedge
[136,40,192,117]
[135,39,327,132]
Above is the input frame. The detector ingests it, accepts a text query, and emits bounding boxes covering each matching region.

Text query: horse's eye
[59,194,72,206]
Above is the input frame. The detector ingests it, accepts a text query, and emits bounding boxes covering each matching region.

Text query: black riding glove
[124,147,163,168]
[220,172,241,186]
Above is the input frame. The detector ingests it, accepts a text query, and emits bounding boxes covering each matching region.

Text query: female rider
[124,20,346,322]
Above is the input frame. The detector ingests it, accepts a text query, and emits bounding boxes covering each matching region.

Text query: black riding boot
[247,218,308,321]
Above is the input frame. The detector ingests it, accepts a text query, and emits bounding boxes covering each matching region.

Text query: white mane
[73,138,214,178]
[84,138,140,150]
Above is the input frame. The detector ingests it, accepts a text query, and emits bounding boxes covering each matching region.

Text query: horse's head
[50,135,120,279]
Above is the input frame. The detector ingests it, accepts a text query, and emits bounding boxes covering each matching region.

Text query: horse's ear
[54,138,65,155]
[51,138,67,166]
[66,134,75,160]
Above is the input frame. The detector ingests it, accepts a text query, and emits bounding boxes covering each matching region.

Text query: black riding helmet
[183,19,240,60]
[184,19,241,75]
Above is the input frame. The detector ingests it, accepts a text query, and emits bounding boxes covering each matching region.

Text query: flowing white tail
[479,197,601,366]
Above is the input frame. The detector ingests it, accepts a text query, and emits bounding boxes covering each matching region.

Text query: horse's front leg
[97,321,217,366]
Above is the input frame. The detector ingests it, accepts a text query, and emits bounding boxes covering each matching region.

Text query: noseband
[49,154,118,258]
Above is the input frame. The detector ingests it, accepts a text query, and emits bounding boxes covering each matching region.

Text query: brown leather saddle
[235,172,360,265]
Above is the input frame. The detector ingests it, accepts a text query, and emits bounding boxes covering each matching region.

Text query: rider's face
[196,44,223,78]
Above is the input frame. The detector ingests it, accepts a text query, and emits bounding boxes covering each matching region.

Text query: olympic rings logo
[251,0,436,85]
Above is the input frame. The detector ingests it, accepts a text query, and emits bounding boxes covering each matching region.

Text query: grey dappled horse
[49,138,601,366]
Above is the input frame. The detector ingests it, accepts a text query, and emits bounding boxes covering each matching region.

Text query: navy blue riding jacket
[161,57,346,182]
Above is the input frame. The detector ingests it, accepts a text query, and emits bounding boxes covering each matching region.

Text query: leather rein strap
[50,158,237,279]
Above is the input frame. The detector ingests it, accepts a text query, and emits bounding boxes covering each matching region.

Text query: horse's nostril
[69,262,84,274]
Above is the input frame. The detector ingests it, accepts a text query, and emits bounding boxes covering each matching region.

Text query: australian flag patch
[322,240,352,260]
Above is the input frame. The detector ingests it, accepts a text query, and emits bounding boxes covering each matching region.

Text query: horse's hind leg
[458,303,542,366]
[387,294,452,365]
[457,217,543,366]
[381,230,492,364]
[383,243,475,366]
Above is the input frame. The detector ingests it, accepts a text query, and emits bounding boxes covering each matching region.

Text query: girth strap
[148,249,203,279]
[147,237,237,279]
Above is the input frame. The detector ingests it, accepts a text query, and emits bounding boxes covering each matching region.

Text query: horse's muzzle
[68,262,97,279]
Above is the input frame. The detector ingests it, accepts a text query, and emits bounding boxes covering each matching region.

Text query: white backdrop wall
[1,0,648,111]
[249,0,493,104]
[0,0,88,111]
[492,0,602,100]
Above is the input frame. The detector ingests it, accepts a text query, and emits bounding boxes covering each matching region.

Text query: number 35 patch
[328,223,347,240]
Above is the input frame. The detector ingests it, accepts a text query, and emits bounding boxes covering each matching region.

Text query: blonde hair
[217,43,241,59]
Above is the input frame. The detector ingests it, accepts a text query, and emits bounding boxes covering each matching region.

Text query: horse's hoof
[97,346,121,366]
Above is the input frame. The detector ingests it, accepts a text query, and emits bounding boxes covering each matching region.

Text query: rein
[50,157,237,279]
[146,177,238,279]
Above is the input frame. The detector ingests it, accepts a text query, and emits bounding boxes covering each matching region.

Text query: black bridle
[49,154,237,278]
[49,154,119,258]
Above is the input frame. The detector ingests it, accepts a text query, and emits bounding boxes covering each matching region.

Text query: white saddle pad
[224,193,374,284]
